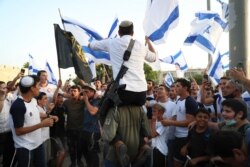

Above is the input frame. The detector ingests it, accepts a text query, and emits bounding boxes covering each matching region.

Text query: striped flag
[164,72,175,88]
[143,0,179,44]
[160,50,188,72]
[45,61,57,85]
[28,54,41,75]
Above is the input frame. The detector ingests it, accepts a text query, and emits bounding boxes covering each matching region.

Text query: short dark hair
[147,79,155,86]
[222,98,247,119]
[176,78,191,92]
[19,75,39,94]
[208,131,243,157]
[36,92,46,100]
[0,81,5,85]
[158,84,170,92]
[37,70,47,77]
[195,108,210,117]
[70,85,81,92]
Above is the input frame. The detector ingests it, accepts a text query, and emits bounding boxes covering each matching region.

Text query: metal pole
[229,0,250,77]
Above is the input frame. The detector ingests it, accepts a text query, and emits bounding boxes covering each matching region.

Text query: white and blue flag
[164,72,175,88]
[107,16,119,38]
[143,0,179,44]
[62,16,111,65]
[45,61,57,85]
[28,54,41,75]
[160,50,188,72]
[208,51,229,84]
[184,12,227,54]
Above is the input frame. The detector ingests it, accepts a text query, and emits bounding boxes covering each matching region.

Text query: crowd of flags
[28,0,230,86]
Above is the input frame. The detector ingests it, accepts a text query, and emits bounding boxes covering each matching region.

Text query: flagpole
[206,0,212,71]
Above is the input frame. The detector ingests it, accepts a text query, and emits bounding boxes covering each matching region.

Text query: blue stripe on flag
[62,19,103,40]
[149,6,179,42]
[108,18,119,38]
[209,53,222,76]
[83,46,110,60]
[195,12,218,20]
[195,34,216,53]
[184,35,197,44]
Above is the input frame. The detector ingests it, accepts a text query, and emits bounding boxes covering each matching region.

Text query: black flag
[54,24,92,83]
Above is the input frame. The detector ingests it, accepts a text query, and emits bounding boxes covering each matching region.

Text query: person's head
[157,84,169,100]
[152,103,165,120]
[70,85,81,99]
[0,81,7,95]
[37,70,48,84]
[169,84,177,100]
[219,76,230,92]
[82,83,96,99]
[175,78,191,96]
[222,80,243,99]
[94,79,102,90]
[195,108,210,128]
[208,131,248,167]
[153,85,159,99]
[147,79,155,91]
[118,20,134,36]
[221,99,247,126]
[56,93,64,106]
[19,75,40,97]
[36,92,48,107]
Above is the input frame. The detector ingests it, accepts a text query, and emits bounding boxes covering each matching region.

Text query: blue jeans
[16,144,46,167]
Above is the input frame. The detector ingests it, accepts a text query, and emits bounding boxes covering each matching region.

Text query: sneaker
[115,141,130,167]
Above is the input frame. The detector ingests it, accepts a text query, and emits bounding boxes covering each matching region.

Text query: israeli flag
[143,0,179,44]
[28,54,41,75]
[62,16,111,65]
[160,50,188,72]
[107,16,119,38]
[88,59,97,79]
[164,72,175,88]
[45,61,57,85]
[184,12,227,54]
[208,51,229,84]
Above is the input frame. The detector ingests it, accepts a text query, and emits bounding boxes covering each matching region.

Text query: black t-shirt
[188,126,211,158]
[50,105,66,137]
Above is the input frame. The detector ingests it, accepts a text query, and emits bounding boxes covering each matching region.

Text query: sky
[0,0,228,81]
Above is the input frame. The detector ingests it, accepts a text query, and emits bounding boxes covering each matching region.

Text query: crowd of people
[1,20,250,167]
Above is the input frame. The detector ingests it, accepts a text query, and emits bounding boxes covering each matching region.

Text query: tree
[23,62,29,68]
[144,63,161,84]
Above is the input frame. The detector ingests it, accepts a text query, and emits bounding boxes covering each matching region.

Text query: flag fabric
[208,51,226,84]
[45,61,57,85]
[164,72,175,88]
[184,12,227,54]
[54,24,93,83]
[88,59,97,79]
[28,54,41,75]
[160,50,188,71]
[143,0,179,44]
[107,16,119,38]
[61,16,111,65]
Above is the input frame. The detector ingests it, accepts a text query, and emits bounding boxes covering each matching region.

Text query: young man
[161,78,198,167]
[10,75,54,167]
[180,108,211,167]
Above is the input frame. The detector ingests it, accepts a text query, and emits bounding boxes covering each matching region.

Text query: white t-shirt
[151,121,168,156]
[37,105,50,142]
[39,83,59,103]
[158,100,177,140]
[90,35,157,92]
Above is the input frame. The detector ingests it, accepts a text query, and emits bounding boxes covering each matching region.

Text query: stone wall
[0,65,22,82]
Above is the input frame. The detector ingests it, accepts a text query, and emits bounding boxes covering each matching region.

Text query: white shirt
[151,121,168,156]
[40,83,59,103]
[0,94,14,133]
[90,35,156,92]
[158,100,177,140]
[37,105,50,142]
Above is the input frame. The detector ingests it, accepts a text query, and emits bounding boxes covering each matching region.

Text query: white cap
[20,76,34,87]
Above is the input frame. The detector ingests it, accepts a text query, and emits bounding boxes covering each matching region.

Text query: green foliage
[23,62,29,68]
[144,63,161,84]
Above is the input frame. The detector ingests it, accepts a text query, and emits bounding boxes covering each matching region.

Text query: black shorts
[173,137,188,163]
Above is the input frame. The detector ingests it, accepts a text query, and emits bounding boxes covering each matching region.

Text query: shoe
[115,141,130,167]
[77,160,84,167]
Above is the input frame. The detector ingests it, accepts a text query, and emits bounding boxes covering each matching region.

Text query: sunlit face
[222,81,236,97]
[152,108,164,120]
[175,82,185,96]
[219,79,228,92]
[31,82,40,97]
[38,95,48,107]
[196,112,209,128]
[147,81,154,91]
[0,83,7,95]
[169,86,177,99]
[70,88,80,98]
[39,72,48,83]
[94,80,102,89]
[153,87,158,99]
[222,106,236,121]
[157,86,167,99]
